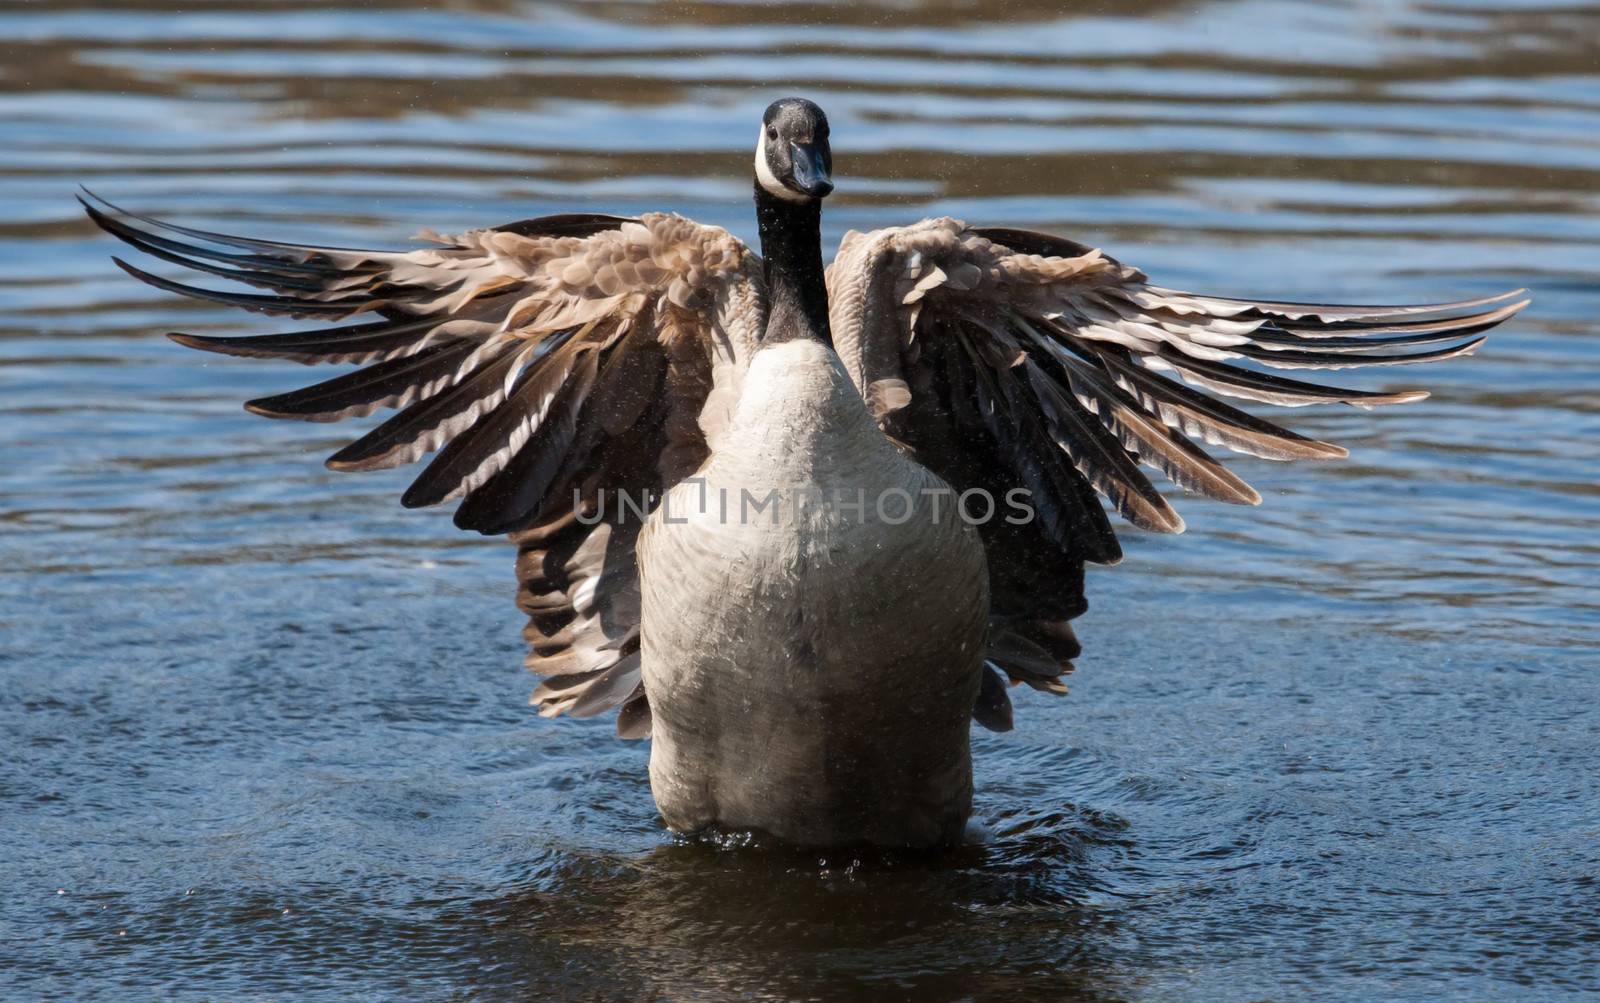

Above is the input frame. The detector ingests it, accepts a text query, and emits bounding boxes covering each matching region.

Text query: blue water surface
[2,1,1597,999]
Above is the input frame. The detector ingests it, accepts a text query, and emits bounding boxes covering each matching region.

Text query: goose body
[641,338,988,845]
[83,97,1527,847]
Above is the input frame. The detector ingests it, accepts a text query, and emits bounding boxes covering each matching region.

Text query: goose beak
[789,142,833,198]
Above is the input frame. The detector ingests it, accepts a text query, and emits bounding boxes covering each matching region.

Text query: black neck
[754,182,831,345]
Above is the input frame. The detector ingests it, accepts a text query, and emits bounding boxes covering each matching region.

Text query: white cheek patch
[755,127,807,202]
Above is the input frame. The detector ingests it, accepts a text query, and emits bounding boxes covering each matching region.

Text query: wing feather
[325,340,537,472]
[89,195,763,734]
[112,256,375,318]
[828,216,1524,722]
[1023,358,1184,534]
[405,342,600,511]
[243,338,480,421]
[168,316,444,365]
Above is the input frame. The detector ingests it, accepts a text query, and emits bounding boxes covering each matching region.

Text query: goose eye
[766,128,778,141]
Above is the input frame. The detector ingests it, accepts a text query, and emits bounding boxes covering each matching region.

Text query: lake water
[3,1,1598,999]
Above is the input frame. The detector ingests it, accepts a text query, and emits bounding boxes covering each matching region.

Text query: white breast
[635,337,990,847]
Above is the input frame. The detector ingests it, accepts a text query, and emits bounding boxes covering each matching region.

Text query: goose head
[755,98,833,202]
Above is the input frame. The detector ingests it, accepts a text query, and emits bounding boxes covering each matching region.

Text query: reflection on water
[2,0,1598,998]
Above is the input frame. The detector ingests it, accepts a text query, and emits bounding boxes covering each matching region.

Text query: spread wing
[827,217,1527,730]
[83,190,765,738]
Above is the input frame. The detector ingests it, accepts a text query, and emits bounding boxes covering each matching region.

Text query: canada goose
[84,97,1527,848]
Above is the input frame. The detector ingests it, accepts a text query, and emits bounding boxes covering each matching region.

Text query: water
[3,1,1598,998]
